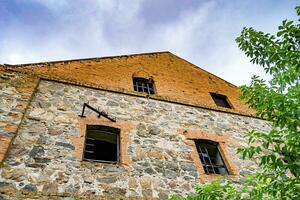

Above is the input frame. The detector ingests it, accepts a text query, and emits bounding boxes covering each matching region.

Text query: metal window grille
[83,125,120,164]
[210,93,232,109]
[195,140,229,175]
[133,78,155,95]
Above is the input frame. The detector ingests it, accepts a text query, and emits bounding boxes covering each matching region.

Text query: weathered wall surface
[0,80,270,199]
[6,52,255,116]
[0,70,39,165]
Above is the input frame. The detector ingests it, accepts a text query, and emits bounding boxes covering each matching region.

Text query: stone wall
[0,80,270,199]
[0,70,39,164]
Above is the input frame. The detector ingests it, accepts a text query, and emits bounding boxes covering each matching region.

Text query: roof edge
[168,52,238,88]
[3,51,241,89]
[3,51,171,67]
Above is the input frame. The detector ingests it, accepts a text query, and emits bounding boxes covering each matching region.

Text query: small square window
[133,78,155,95]
[83,125,120,163]
[210,93,232,109]
[195,140,229,175]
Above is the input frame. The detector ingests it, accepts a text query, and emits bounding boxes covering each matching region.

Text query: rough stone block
[0,136,13,163]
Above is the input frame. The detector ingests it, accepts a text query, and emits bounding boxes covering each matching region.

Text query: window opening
[83,125,120,163]
[280,150,299,176]
[210,93,232,109]
[195,140,229,175]
[133,78,155,95]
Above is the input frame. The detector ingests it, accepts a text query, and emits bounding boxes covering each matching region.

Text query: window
[133,77,155,95]
[210,93,232,109]
[195,140,229,175]
[281,150,299,176]
[83,125,120,163]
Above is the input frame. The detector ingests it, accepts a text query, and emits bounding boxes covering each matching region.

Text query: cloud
[17,0,69,12]
[0,0,298,85]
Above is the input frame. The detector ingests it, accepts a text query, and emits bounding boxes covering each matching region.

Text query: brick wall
[5,52,255,116]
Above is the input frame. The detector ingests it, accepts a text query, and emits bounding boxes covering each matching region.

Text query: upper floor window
[83,125,120,164]
[133,77,155,95]
[195,140,229,175]
[210,93,232,109]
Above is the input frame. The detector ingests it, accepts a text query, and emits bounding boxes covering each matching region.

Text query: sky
[0,0,298,86]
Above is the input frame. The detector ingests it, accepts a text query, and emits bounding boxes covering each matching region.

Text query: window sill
[199,174,240,183]
[81,160,121,168]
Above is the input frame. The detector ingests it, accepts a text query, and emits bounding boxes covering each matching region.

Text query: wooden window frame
[194,140,229,175]
[83,125,120,164]
[179,129,239,183]
[133,77,156,95]
[70,115,134,166]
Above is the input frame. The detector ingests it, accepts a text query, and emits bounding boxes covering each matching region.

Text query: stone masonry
[0,69,39,164]
[0,80,270,199]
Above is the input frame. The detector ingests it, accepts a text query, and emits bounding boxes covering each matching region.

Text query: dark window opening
[133,77,155,95]
[195,140,229,175]
[210,93,232,109]
[281,150,299,176]
[83,125,120,163]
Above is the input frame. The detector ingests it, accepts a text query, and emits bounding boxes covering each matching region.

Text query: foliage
[170,179,241,200]
[170,6,300,200]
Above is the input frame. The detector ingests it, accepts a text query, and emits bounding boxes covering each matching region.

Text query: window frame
[210,92,232,109]
[73,116,134,166]
[133,77,156,95]
[179,129,239,182]
[194,139,229,175]
[83,125,120,164]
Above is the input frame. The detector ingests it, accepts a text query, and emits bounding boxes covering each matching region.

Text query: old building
[0,52,270,199]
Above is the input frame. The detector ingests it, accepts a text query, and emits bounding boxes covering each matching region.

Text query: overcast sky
[0,0,298,86]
